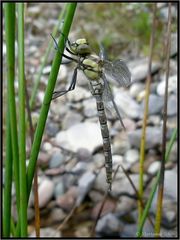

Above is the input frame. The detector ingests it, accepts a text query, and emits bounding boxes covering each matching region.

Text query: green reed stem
[3,110,12,237]
[138,3,156,224]
[137,127,177,237]
[15,3,77,235]
[17,3,28,236]
[4,2,20,225]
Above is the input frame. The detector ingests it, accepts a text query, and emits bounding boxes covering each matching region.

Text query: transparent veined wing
[101,73,126,130]
[103,59,131,87]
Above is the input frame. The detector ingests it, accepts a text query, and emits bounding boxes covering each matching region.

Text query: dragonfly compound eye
[77,44,91,55]
[71,39,91,55]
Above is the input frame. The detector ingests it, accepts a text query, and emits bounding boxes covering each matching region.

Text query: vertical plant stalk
[25,86,40,237]
[138,3,157,224]
[17,3,27,236]
[137,128,177,237]
[29,6,66,109]
[26,2,77,199]
[14,4,77,234]
[4,2,20,221]
[154,3,172,236]
[121,165,154,228]
[3,110,13,237]
[26,7,67,237]
[15,1,77,232]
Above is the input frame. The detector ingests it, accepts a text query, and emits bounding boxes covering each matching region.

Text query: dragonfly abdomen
[95,95,113,191]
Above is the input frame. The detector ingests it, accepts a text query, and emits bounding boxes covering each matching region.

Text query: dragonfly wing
[103,59,131,87]
[99,43,108,61]
[102,73,126,130]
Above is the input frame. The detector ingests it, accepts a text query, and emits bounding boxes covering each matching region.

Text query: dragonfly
[51,33,131,191]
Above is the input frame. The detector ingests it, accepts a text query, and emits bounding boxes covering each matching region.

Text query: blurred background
[3,2,177,238]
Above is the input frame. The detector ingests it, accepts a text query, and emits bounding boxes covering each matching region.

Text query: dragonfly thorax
[70,38,91,56]
[82,55,102,81]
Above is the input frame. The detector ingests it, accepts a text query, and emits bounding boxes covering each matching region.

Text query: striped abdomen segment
[95,95,112,190]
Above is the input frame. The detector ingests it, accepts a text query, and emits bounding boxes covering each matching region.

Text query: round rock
[96,213,123,235]
[147,161,160,174]
[124,149,139,164]
[55,122,102,153]
[38,178,54,208]
[62,111,83,130]
[128,127,163,149]
[167,94,177,116]
[114,90,142,119]
[141,94,164,115]
[49,152,65,168]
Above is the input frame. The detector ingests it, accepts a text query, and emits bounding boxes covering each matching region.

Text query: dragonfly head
[70,38,91,56]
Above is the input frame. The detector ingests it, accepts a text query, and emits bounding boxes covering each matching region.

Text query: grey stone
[55,122,102,152]
[30,227,61,237]
[148,115,161,125]
[129,82,145,98]
[94,169,108,192]
[112,132,131,155]
[114,90,142,119]
[96,213,123,235]
[164,169,177,200]
[62,111,83,130]
[128,58,161,83]
[124,149,139,164]
[128,127,163,149]
[49,152,65,168]
[67,86,91,102]
[157,75,177,96]
[78,171,96,189]
[147,161,161,174]
[48,208,66,224]
[167,94,177,116]
[54,181,65,199]
[76,172,96,205]
[112,155,131,172]
[141,94,164,115]
[112,174,147,196]
[71,161,88,174]
[38,178,54,208]
[83,97,97,117]
[164,209,176,223]
[93,153,105,168]
[77,148,92,162]
[63,173,77,189]
[151,169,177,213]
[43,142,52,152]
[46,121,59,137]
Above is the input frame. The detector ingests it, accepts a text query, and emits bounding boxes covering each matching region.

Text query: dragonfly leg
[57,31,77,56]
[50,34,78,63]
[52,67,78,100]
[58,30,72,48]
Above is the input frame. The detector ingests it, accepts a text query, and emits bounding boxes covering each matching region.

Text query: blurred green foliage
[71,3,176,60]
